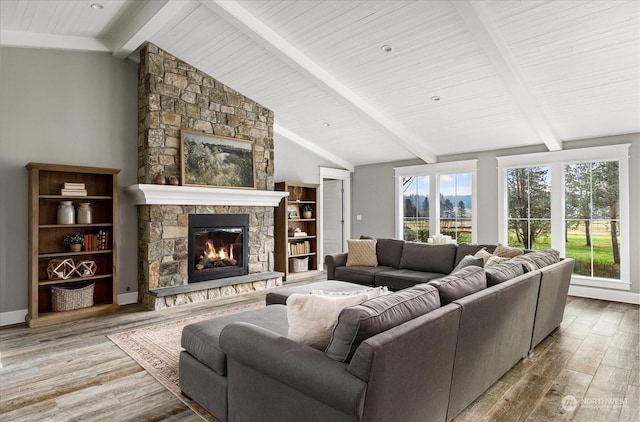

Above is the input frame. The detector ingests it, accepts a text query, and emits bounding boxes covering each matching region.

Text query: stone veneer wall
[137,43,277,309]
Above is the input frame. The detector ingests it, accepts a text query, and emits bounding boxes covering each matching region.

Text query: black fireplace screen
[188,214,248,283]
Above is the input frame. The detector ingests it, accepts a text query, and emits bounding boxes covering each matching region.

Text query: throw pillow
[346,239,378,267]
[427,266,487,305]
[325,284,441,362]
[286,292,369,350]
[473,248,494,265]
[512,248,560,272]
[452,254,484,273]
[485,255,511,267]
[493,244,524,258]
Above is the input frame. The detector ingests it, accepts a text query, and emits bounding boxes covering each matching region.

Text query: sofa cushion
[335,265,396,286]
[286,292,369,349]
[493,244,525,258]
[181,304,288,376]
[325,284,441,362]
[485,261,525,287]
[428,266,487,305]
[375,269,447,291]
[376,238,405,268]
[399,242,457,274]
[512,248,560,272]
[346,239,378,267]
[454,244,497,267]
[452,255,484,273]
[485,255,511,267]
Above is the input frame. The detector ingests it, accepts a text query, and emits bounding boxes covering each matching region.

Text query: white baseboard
[0,292,139,327]
[569,285,640,305]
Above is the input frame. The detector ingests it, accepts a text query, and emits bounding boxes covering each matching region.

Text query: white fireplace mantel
[124,184,289,207]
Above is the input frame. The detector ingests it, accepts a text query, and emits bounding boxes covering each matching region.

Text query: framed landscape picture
[180,130,256,189]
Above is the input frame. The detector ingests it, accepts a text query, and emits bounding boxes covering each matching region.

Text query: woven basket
[52,283,94,312]
[290,257,309,273]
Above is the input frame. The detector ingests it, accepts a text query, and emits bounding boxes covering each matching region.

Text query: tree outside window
[402,176,429,242]
[506,166,551,249]
[440,173,472,244]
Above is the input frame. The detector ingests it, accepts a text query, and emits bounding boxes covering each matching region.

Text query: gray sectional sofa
[179,240,574,422]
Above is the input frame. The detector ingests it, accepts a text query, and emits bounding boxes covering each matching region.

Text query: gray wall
[352,135,640,294]
[273,136,336,184]
[0,47,139,314]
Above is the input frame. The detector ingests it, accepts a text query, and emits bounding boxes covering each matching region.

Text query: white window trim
[497,144,631,290]
[394,160,478,241]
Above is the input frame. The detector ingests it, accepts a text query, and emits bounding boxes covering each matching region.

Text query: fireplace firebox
[188,214,249,283]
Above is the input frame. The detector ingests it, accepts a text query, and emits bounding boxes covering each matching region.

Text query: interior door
[323,179,344,262]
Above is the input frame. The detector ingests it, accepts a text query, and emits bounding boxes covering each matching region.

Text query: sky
[404,172,472,197]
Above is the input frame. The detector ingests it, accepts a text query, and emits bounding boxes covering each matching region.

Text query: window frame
[395,160,478,243]
[497,144,631,291]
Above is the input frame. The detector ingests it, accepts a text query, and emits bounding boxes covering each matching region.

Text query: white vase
[57,201,75,224]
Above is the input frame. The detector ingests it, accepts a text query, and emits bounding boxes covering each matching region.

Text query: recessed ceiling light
[381,45,392,53]
[323,122,331,127]
[90,3,104,9]
[431,95,441,102]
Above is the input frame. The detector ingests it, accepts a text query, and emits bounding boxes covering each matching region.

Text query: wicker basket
[52,283,94,312]
[290,257,309,273]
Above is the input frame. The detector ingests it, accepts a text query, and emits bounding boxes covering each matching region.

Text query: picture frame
[180,129,256,189]
[287,204,300,219]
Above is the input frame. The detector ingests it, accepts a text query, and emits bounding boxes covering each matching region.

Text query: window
[440,173,472,243]
[402,176,430,242]
[498,144,630,289]
[506,166,551,249]
[565,161,620,279]
[395,160,477,244]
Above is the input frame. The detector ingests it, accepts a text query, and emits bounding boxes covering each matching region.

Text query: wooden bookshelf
[274,182,320,281]
[26,163,120,328]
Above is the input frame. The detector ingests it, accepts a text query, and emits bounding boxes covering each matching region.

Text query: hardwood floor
[1,274,638,422]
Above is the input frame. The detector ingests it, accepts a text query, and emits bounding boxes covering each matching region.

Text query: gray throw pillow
[485,261,525,287]
[512,248,560,272]
[427,266,487,305]
[452,254,484,273]
[325,284,441,362]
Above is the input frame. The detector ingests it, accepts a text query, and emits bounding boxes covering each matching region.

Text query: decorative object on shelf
[293,186,303,201]
[154,172,166,184]
[61,182,87,196]
[75,260,97,277]
[76,202,93,224]
[287,204,300,219]
[168,175,179,185]
[63,232,84,252]
[57,201,75,224]
[46,258,76,280]
[302,205,313,219]
[51,283,94,312]
[180,129,256,189]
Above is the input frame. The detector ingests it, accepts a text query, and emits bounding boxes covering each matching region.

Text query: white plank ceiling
[1,0,638,170]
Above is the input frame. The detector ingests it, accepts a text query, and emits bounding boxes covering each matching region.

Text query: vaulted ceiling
[2,0,639,170]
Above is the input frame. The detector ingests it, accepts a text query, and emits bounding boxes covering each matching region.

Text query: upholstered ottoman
[265,280,375,305]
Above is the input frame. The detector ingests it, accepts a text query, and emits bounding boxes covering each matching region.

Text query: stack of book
[288,240,310,255]
[83,230,110,251]
[61,182,87,196]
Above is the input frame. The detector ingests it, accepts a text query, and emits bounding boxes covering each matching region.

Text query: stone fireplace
[128,43,287,310]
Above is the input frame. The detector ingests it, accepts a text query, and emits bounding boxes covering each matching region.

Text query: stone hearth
[133,42,284,310]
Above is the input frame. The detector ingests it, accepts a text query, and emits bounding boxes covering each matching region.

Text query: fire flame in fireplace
[204,240,233,261]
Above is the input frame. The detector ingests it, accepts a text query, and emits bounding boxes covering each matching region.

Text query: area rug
[108,301,265,421]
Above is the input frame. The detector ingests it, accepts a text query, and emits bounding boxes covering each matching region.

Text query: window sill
[570,275,630,291]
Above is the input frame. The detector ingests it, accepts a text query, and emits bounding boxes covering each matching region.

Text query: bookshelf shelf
[26,162,120,328]
[275,182,320,280]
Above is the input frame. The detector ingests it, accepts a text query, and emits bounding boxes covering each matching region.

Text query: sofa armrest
[220,321,366,416]
[325,252,348,279]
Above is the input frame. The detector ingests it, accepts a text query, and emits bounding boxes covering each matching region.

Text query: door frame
[319,167,351,263]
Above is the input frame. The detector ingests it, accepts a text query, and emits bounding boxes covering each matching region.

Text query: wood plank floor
[1,274,638,421]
